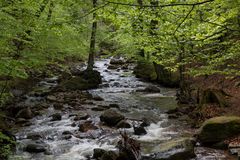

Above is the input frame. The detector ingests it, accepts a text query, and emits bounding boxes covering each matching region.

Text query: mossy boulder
[198,116,240,145]
[59,70,102,90]
[133,60,179,87]
[133,61,157,81]
[145,137,195,160]
[153,63,179,87]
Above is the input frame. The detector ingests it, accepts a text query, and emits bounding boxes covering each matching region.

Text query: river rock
[133,61,157,81]
[110,58,125,65]
[46,95,58,102]
[228,141,240,155]
[25,142,49,153]
[109,103,120,109]
[143,85,161,93]
[93,148,107,159]
[27,133,43,140]
[116,120,131,129]
[198,116,240,145]
[92,106,107,111]
[140,118,151,127]
[15,118,29,124]
[51,113,62,121]
[112,82,121,87]
[73,112,90,121]
[79,121,98,132]
[53,103,64,110]
[107,65,119,70]
[92,95,104,101]
[134,126,147,135]
[62,131,72,135]
[100,109,125,126]
[101,151,118,160]
[58,70,102,90]
[16,107,33,119]
[145,138,195,160]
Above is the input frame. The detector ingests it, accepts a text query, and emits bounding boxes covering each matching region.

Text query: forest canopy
[0,0,239,79]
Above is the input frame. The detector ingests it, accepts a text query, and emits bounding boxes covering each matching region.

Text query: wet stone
[62,135,72,140]
[16,107,33,119]
[92,106,106,111]
[100,109,125,126]
[79,121,98,132]
[116,120,131,129]
[25,142,49,153]
[53,103,64,110]
[140,118,151,127]
[71,122,77,127]
[27,133,43,140]
[92,95,104,101]
[101,151,118,160]
[15,118,29,124]
[93,148,107,159]
[62,131,72,135]
[73,112,90,121]
[50,113,62,121]
[109,103,120,109]
[134,126,147,135]
[46,95,58,102]
[145,138,195,160]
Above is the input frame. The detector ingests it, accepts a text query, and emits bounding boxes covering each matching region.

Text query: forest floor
[191,75,240,120]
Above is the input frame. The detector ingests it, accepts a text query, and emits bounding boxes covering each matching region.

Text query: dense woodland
[0,0,240,159]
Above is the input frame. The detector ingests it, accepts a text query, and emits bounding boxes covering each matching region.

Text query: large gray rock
[144,138,195,160]
[198,116,240,145]
[100,109,125,126]
[58,70,102,91]
[25,142,49,153]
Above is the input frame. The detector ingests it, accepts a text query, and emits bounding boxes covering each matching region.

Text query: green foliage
[98,0,240,77]
[0,0,91,80]
[0,0,239,102]
[0,132,15,159]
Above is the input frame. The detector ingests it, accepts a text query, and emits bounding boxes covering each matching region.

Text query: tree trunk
[137,0,145,57]
[87,0,98,71]
[47,0,54,22]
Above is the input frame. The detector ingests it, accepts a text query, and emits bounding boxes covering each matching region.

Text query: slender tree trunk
[87,0,97,71]
[137,0,145,57]
[47,0,54,22]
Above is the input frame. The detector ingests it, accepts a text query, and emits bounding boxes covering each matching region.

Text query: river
[10,59,235,160]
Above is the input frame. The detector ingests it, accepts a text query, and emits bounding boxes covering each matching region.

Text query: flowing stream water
[10,59,236,160]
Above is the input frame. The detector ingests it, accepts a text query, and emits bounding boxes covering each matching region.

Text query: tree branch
[173,5,195,35]
[79,2,110,19]
[104,0,215,8]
